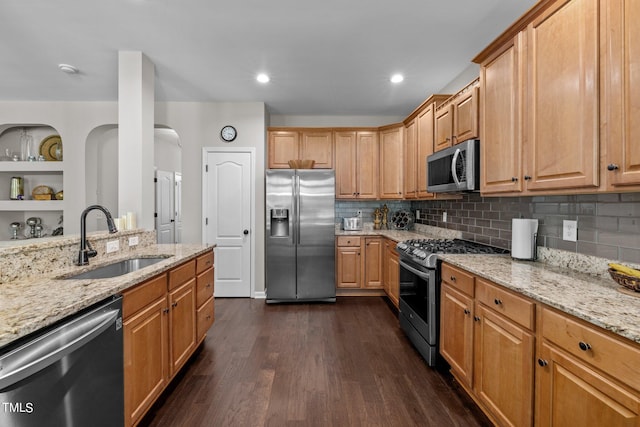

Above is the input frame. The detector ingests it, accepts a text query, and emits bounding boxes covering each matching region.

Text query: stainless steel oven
[397,239,508,367]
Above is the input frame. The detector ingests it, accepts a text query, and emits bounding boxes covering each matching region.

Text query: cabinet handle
[450,275,456,282]
[494,298,502,306]
[578,341,591,351]
[607,164,619,171]
[524,175,532,180]
[206,283,212,288]
[511,177,518,182]
[538,358,548,367]
[474,316,481,322]
[172,302,178,308]
[163,308,169,314]
[463,309,471,315]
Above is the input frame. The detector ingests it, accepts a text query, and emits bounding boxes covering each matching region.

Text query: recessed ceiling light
[390,74,404,83]
[58,64,79,74]
[256,73,270,83]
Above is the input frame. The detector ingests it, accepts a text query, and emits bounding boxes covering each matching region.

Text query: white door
[174,172,182,243]
[155,170,175,244]
[204,149,253,297]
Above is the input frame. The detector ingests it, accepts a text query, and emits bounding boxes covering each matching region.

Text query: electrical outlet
[356,210,362,217]
[415,210,421,220]
[128,236,139,247]
[563,220,578,242]
[106,240,120,253]
[443,211,447,223]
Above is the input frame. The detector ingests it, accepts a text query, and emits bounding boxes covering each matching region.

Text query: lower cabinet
[440,263,535,427]
[383,239,399,307]
[122,251,215,427]
[440,262,640,427]
[336,236,383,290]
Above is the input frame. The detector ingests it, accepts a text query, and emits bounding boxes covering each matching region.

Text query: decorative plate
[39,135,62,161]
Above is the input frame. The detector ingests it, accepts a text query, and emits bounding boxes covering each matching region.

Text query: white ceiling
[0,0,535,116]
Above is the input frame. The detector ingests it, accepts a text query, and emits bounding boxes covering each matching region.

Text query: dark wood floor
[141,297,490,427]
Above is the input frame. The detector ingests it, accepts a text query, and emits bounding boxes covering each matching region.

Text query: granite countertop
[335,222,461,242]
[0,243,213,349]
[439,254,640,345]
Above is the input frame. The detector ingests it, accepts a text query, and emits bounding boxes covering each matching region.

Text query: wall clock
[220,125,237,142]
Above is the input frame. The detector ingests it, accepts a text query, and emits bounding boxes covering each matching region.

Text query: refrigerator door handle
[296,174,301,245]
[291,177,296,245]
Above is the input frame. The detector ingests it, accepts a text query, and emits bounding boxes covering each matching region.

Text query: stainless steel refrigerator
[266,169,336,303]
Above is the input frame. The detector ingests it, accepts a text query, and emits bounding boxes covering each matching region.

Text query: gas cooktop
[396,238,509,269]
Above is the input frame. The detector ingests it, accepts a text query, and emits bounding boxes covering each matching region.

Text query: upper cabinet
[267,129,333,169]
[335,130,378,199]
[434,79,480,152]
[474,0,631,196]
[379,124,404,200]
[603,0,640,190]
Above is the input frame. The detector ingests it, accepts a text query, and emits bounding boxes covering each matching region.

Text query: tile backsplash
[412,192,640,264]
[338,193,640,263]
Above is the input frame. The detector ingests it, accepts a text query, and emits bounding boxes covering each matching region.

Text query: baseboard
[253,291,266,299]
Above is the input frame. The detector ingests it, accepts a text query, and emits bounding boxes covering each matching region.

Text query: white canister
[511,218,539,260]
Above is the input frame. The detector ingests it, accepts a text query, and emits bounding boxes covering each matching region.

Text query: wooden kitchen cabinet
[379,124,404,199]
[403,119,418,199]
[267,128,333,169]
[403,95,451,200]
[122,251,215,427]
[536,306,640,426]
[363,237,383,289]
[604,0,640,190]
[336,236,362,288]
[434,79,479,151]
[335,130,378,199]
[383,239,400,307]
[440,263,536,427]
[195,252,215,340]
[476,0,601,195]
[336,236,383,290]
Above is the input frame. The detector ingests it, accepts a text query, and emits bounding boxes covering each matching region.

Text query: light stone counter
[0,243,213,349]
[439,254,640,345]
[335,222,462,242]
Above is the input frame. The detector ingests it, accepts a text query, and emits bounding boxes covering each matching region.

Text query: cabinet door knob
[463,309,471,315]
[524,175,532,180]
[538,358,548,367]
[450,275,456,282]
[511,177,518,182]
[474,316,481,322]
[579,341,591,351]
[163,308,169,314]
[172,302,178,308]
[494,298,502,305]
[607,164,619,171]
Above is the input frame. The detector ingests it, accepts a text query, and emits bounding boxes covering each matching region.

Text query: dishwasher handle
[0,305,120,390]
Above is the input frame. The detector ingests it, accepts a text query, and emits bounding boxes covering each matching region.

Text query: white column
[118,51,155,230]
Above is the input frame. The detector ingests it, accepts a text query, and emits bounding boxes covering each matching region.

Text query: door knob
[243,229,249,235]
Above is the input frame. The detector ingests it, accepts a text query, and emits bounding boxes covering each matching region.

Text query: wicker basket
[608,268,640,292]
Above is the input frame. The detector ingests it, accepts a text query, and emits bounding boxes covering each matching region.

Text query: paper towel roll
[512,219,538,260]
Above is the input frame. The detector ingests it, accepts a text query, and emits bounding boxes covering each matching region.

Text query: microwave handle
[451,148,462,187]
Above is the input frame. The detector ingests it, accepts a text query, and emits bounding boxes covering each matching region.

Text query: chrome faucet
[76,205,118,266]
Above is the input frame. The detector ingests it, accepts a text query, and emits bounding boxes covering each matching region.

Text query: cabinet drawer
[476,278,535,330]
[196,251,214,275]
[122,274,167,318]
[197,297,215,339]
[337,236,361,247]
[196,267,214,307]
[441,263,475,297]
[541,307,640,390]
[168,259,196,290]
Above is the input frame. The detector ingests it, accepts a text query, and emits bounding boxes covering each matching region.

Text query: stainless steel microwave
[427,139,480,192]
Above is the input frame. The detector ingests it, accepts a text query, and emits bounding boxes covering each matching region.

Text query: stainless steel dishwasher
[0,295,124,427]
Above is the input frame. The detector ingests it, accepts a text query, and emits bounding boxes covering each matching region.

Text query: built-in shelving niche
[0,124,64,240]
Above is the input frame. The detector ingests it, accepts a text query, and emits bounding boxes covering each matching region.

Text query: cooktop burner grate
[396,238,509,269]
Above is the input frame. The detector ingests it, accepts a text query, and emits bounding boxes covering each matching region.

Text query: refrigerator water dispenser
[270,208,289,237]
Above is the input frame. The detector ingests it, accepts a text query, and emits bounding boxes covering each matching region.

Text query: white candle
[126,212,137,230]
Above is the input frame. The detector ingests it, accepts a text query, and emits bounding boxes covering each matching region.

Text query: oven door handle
[399,259,433,280]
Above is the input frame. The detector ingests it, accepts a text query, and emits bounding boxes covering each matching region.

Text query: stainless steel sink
[62,257,171,280]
